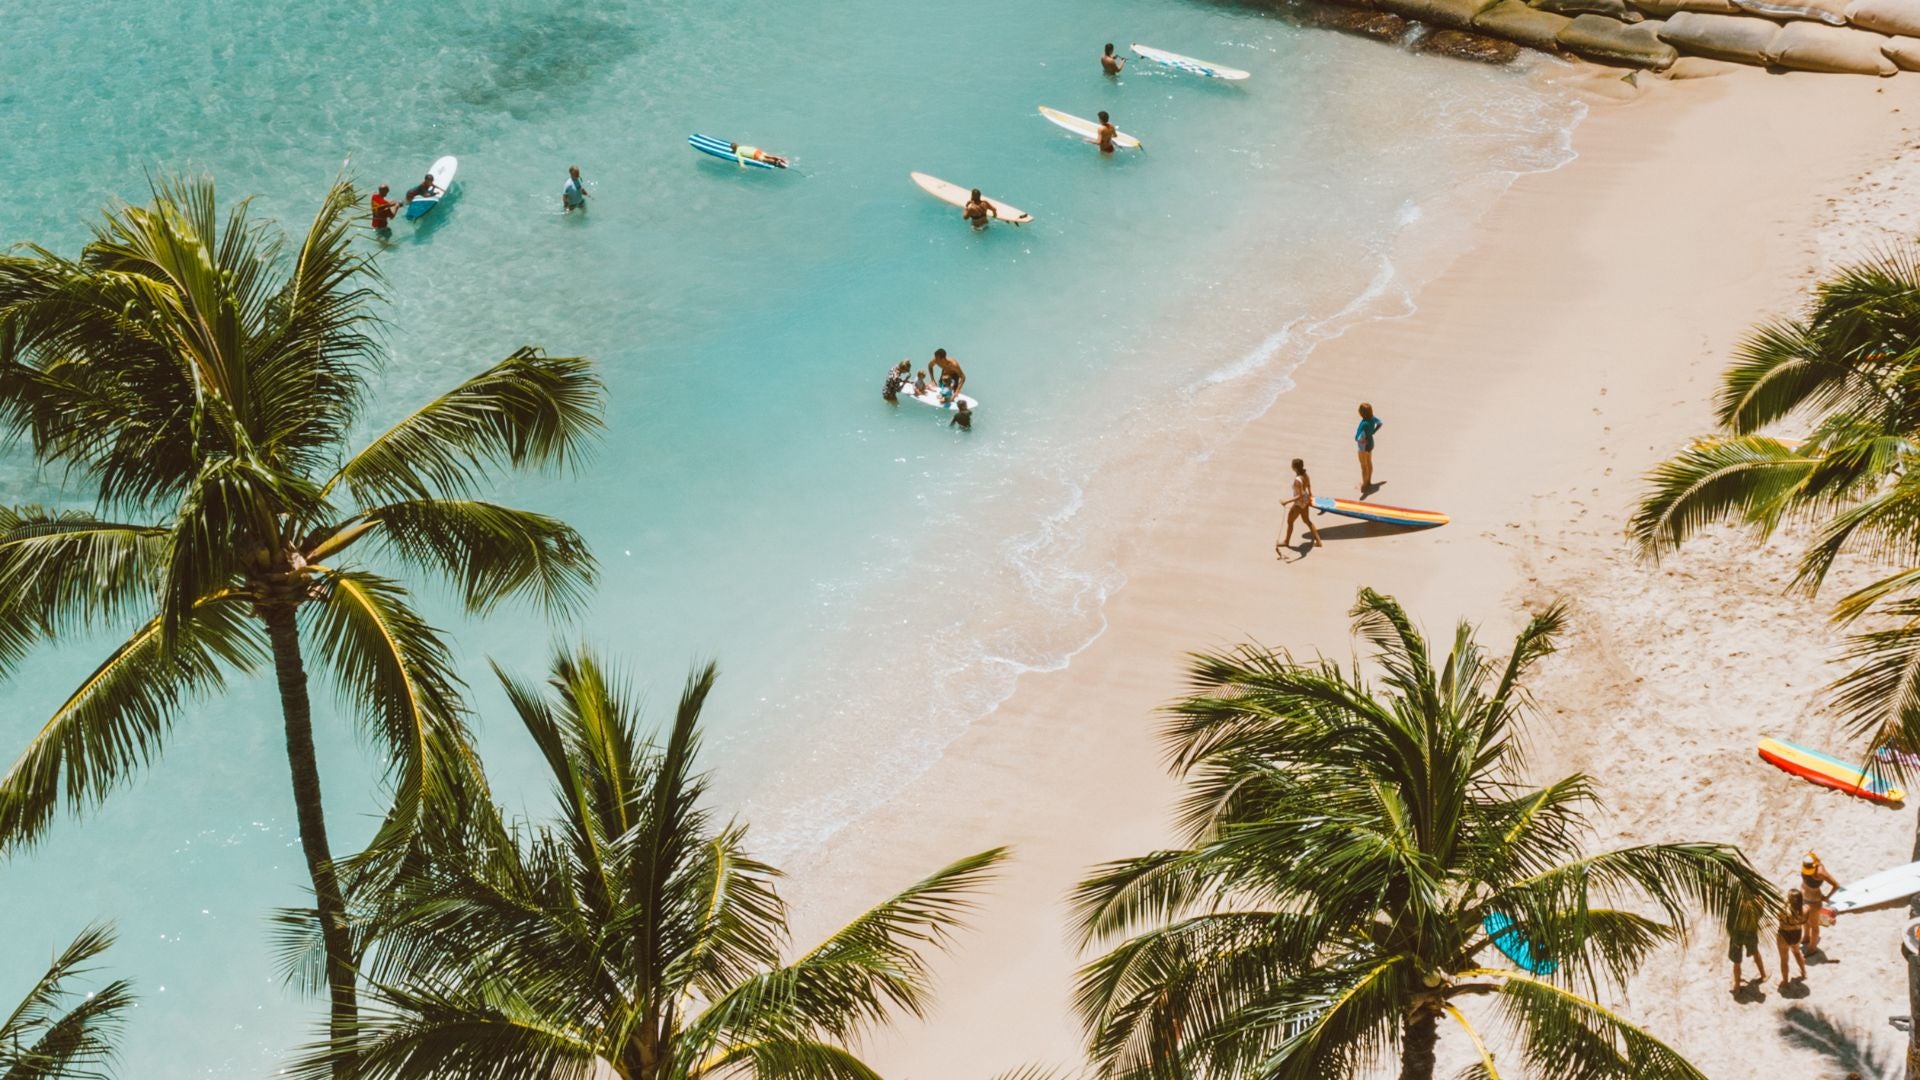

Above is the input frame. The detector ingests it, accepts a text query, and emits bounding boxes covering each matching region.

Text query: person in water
[929,349,966,394]
[1279,458,1323,554]
[1774,889,1809,991]
[405,174,438,204]
[562,165,590,213]
[1726,893,1765,994]
[883,359,911,404]
[951,399,973,431]
[963,189,999,231]
[1095,111,1118,155]
[1799,854,1840,954]
[370,184,399,240]
[1101,43,1126,75]
[730,143,788,168]
[1355,402,1383,493]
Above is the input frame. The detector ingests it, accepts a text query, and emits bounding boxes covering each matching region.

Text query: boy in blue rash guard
[1355,402,1382,494]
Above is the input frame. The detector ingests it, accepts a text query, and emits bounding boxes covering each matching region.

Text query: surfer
[731,143,788,168]
[883,360,910,404]
[929,349,966,394]
[1799,854,1840,954]
[951,400,973,431]
[963,190,999,231]
[1101,43,1126,75]
[370,185,399,240]
[563,166,590,213]
[1355,402,1382,494]
[404,174,439,205]
[1278,458,1323,555]
[1095,112,1118,154]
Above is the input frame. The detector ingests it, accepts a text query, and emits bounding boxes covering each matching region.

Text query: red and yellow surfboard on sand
[1312,496,1449,528]
[1758,737,1905,804]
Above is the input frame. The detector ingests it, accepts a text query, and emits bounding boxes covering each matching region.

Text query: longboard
[404,155,458,221]
[688,133,787,170]
[909,172,1032,225]
[1829,860,1920,913]
[1483,913,1557,975]
[1130,43,1251,80]
[1312,496,1449,528]
[1038,106,1143,150]
[1758,737,1905,804]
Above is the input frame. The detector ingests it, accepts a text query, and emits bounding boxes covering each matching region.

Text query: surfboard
[1482,913,1557,975]
[1037,106,1143,150]
[909,172,1032,226]
[1129,43,1252,80]
[688,133,787,170]
[1312,496,1450,528]
[887,366,976,412]
[1828,861,1920,914]
[1758,737,1905,804]
[404,156,457,221]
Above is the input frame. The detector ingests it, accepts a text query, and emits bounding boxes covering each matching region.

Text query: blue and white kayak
[688,133,787,170]
[404,155,457,221]
[1129,43,1251,80]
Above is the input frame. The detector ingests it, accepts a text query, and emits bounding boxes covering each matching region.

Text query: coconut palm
[286,647,1007,1080]
[1071,589,1772,1080]
[0,176,603,1069]
[2,924,133,1080]
[1629,247,1920,1075]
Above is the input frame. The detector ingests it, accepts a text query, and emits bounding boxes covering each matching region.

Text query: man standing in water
[929,349,966,394]
[1101,43,1125,75]
[1095,111,1118,154]
[562,165,590,214]
[962,189,999,231]
[1354,402,1382,493]
[369,184,399,240]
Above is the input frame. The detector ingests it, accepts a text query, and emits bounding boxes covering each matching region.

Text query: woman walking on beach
[1355,402,1382,493]
[1279,458,1323,555]
[1776,889,1810,990]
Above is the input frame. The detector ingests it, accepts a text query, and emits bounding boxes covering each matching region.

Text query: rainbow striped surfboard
[1758,737,1905,804]
[1312,496,1449,528]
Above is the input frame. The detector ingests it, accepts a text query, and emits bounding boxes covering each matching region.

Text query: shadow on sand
[1781,1005,1900,1080]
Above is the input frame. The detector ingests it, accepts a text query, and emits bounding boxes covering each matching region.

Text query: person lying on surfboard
[1095,112,1118,154]
[1101,43,1125,75]
[929,349,966,394]
[963,190,999,230]
[404,174,439,204]
[729,143,788,168]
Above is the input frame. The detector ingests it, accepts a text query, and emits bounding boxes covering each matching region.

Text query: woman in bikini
[1775,888,1809,990]
[1799,853,1840,954]
[1279,458,1323,555]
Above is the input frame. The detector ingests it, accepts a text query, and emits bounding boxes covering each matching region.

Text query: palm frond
[0,507,168,673]
[0,924,134,1080]
[315,498,595,618]
[1479,969,1708,1079]
[1628,438,1819,558]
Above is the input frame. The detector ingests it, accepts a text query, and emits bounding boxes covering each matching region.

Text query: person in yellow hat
[1799,853,1840,954]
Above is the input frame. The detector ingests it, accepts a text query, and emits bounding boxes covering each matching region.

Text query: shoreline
[783,67,1920,1074]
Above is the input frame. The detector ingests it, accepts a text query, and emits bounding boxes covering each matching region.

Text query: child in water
[913,370,931,397]
[951,400,972,431]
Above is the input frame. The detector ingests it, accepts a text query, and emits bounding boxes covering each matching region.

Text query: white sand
[782,68,1920,1076]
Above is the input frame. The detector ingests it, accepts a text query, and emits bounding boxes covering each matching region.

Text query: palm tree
[0,176,603,1070]
[2,924,133,1079]
[286,647,1008,1080]
[1071,589,1772,1080]
[1629,247,1920,1075]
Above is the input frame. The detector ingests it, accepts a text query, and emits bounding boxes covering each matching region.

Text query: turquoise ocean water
[0,0,1580,1072]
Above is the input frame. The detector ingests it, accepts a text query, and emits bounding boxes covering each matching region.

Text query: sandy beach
[783,66,1920,1076]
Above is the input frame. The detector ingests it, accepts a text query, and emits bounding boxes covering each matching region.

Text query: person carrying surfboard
[963,190,999,231]
[562,165,590,214]
[369,185,399,240]
[1095,112,1118,154]
[929,349,966,394]
[1101,43,1125,75]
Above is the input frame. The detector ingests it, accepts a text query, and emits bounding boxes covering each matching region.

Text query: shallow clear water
[0,0,1579,1072]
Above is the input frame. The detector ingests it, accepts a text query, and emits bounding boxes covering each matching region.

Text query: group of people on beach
[1726,852,1843,995]
[883,351,972,430]
[1276,403,1382,556]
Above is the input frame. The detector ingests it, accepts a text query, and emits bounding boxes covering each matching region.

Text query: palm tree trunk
[1401,1006,1440,1080]
[1907,819,1920,1080]
[262,601,358,1077]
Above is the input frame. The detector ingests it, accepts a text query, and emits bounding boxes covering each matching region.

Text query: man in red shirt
[370,184,398,240]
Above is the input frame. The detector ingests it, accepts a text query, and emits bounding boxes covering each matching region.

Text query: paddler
[562,165,590,213]
[929,349,966,395]
[404,173,439,205]
[369,184,399,240]
[962,189,999,231]
[729,143,788,168]
[1095,111,1118,154]
[1101,43,1126,75]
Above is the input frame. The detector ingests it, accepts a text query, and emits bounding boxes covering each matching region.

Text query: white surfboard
[1037,106,1143,150]
[1829,861,1920,913]
[1130,43,1251,80]
[404,155,458,220]
[909,172,1032,226]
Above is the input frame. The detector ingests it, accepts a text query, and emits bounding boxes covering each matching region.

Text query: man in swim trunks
[370,184,398,240]
[562,165,589,213]
[929,349,965,394]
[730,143,788,168]
[1101,43,1125,75]
[405,174,438,205]
[1095,112,1118,154]
[962,189,998,231]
